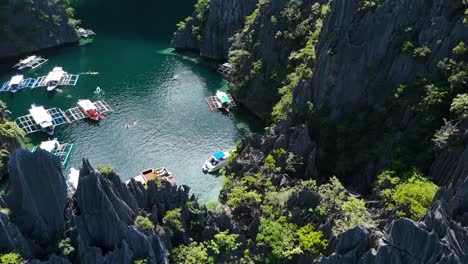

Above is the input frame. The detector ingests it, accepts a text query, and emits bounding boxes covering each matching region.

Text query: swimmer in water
[125,122,137,129]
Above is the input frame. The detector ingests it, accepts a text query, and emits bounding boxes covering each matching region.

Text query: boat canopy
[44,67,65,83]
[222,63,232,68]
[220,96,229,103]
[78,99,97,111]
[39,139,58,152]
[9,75,24,85]
[29,106,53,127]
[216,91,230,103]
[213,151,225,160]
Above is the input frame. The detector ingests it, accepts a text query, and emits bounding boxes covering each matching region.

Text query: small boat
[202,151,230,173]
[217,62,232,76]
[45,67,66,91]
[78,28,96,39]
[7,75,23,93]
[77,99,104,121]
[29,104,55,135]
[47,81,58,91]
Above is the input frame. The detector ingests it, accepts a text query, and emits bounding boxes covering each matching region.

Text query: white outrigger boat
[202,151,230,173]
[205,91,237,112]
[44,67,66,91]
[15,105,70,135]
[65,99,113,122]
[31,138,73,166]
[33,67,79,90]
[13,55,48,70]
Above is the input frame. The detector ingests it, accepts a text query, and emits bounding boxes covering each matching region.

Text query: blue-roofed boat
[202,151,231,173]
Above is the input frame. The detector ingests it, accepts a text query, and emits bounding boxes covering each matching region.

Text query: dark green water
[0,0,258,202]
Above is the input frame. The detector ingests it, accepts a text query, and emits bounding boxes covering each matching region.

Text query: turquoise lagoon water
[0,0,259,202]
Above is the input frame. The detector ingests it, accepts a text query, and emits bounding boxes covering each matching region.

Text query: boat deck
[205,94,237,111]
[0,78,38,92]
[65,100,113,122]
[15,108,71,134]
[34,74,79,88]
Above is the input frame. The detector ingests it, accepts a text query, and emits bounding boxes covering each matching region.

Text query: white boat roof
[9,75,23,85]
[77,99,96,111]
[29,106,53,126]
[68,168,80,190]
[44,67,65,83]
[20,56,37,64]
[222,63,232,68]
[39,139,58,152]
[216,91,228,98]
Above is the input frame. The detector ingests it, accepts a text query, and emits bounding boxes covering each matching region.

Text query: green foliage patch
[0,252,23,264]
[96,164,113,176]
[135,215,155,233]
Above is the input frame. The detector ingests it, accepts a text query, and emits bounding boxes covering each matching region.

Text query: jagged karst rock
[73,159,166,263]
[4,149,67,254]
[0,0,79,58]
[28,255,71,264]
[312,171,468,263]
[289,0,468,190]
[0,211,33,259]
[430,119,468,186]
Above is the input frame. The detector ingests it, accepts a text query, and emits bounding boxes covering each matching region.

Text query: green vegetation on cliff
[0,252,23,264]
[375,170,438,219]
[167,0,467,262]
[0,101,23,180]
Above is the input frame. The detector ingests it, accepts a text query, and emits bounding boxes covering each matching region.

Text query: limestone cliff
[170,0,468,262]
[173,0,468,192]
[171,0,258,60]
[0,0,79,58]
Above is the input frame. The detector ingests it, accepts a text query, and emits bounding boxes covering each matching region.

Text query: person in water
[125,122,137,129]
